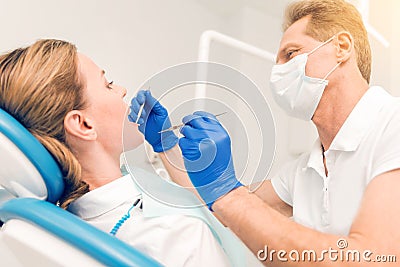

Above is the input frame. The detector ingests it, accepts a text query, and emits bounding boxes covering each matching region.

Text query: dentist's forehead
[279,16,310,50]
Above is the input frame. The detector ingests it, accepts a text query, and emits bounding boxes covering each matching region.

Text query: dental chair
[0,108,162,267]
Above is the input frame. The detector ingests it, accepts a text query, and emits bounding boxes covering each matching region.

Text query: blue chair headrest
[0,108,64,203]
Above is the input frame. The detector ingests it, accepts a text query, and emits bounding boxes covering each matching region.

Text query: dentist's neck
[312,72,369,151]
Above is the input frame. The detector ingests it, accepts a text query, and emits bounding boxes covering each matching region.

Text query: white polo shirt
[271,86,400,235]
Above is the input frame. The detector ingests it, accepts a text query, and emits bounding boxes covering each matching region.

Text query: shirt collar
[67,174,141,219]
[306,86,392,174]
[306,139,325,177]
[328,86,391,152]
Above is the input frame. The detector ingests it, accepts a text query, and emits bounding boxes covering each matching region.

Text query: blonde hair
[0,39,89,208]
[283,0,371,83]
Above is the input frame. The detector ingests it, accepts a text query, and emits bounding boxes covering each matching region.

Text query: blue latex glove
[128,90,178,152]
[178,111,243,210]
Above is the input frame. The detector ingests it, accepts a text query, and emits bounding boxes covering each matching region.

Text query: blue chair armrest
[0,198,162,267]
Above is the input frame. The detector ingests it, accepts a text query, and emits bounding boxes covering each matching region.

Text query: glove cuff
[199,181,243,212]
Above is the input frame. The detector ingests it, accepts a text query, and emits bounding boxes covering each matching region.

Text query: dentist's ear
[64,110,97,141]
[335,31,354,63]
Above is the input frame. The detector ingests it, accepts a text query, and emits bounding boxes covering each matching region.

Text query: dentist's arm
[160,142,293,217]
[178,112,400,266]
[213,171,400,266]
[158,145,201,196]
[253,180,293,217]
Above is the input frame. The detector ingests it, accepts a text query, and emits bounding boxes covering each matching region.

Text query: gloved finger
[129,98,141,114]
[128,90,147,120]
[182,114,217,130]
[182,114,203,126]
[128,103,139,123]
[178,138,201,161]
[178,137,197,153]
[180,124,209,140]
[193,111,220,125]
[143,90,157,106]
[127,112,136,122]
[150,100,168,116]
[144,91,168,116]
[128,104,147,123]
[128,112,144,125]
[137,108,148,123]
[139,107,147,117]
[135,90,147,105]
[180,137,219,173]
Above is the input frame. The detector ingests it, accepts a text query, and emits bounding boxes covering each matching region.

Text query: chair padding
[0,108,63,203]
[0,198,162,267]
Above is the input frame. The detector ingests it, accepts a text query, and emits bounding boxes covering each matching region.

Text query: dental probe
[135,87,150,124]
[158,112,227,133]
[135,103,145,124]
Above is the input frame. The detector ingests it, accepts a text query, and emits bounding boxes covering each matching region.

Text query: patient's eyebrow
[101,70,105,77]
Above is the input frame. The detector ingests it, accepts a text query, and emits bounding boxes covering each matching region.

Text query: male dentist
[178,0,400,265]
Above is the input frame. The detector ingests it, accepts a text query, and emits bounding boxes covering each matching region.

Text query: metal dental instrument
[158,112,227,133]
[135,86,150,124]
[135,103,145,124]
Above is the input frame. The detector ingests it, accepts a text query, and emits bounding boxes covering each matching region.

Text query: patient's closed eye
[107,80,114,89]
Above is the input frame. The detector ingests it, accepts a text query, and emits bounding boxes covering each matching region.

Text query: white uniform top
[271,86,400,235]
[68,174,231,267]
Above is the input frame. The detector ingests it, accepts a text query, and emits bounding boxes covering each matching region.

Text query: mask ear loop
[323,61,342,80]
[306,35,341,80]
[307,35,336,56]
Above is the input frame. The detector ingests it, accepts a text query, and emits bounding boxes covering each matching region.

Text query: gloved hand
[128,90,178,152]
[178,111,243,210]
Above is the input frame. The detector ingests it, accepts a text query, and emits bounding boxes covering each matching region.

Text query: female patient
[0,39,230,266]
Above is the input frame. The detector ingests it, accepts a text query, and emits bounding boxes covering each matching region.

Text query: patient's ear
[64,110,97,141]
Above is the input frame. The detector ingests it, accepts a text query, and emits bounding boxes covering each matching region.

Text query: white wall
[3,0,397,175]
[199,0,400,180]
[0,0,231,98]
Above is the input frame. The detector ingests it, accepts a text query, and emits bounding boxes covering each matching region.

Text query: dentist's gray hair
[283,0,371,83]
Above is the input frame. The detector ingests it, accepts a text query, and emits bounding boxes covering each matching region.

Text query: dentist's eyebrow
[277,42,301,62]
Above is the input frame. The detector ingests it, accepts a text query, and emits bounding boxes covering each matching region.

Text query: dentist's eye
[287,49,299,59]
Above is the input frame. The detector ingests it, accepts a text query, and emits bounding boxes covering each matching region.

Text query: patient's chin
[123,119,144,151]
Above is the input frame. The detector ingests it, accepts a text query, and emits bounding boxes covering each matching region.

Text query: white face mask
[270,36,341,121]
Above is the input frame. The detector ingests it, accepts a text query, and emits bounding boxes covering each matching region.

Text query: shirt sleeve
[371,104,400,180]
[270,155,307,207]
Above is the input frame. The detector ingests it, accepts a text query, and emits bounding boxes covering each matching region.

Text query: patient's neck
[75,144,122,191]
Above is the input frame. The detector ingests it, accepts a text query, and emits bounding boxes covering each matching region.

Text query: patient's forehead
[76,52,105,94]
[77,53,100,79]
